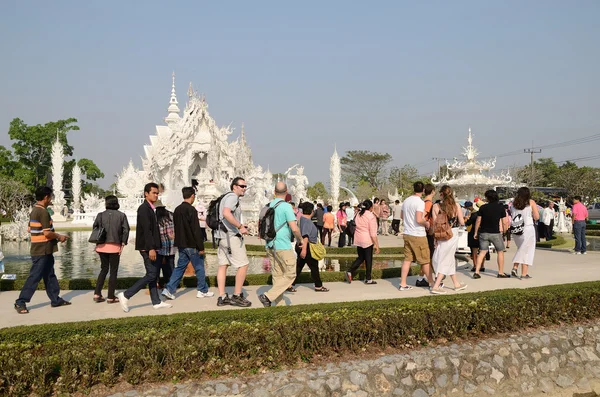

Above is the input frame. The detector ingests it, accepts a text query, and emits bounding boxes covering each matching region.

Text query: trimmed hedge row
[242,244,404,255]
[586,223,600,230]
[1,281,600,396]
[536,235,567,248]
[586,230,600,237]
[0,266,418,292]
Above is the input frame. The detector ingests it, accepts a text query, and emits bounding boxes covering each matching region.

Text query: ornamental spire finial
[165,71,181,124]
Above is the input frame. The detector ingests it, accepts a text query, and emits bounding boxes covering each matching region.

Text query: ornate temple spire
[165,71,181,125]
[240,123,246,143]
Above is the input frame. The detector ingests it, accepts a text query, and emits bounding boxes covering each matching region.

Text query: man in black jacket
[161,186,214,300]
[118,183,172,312]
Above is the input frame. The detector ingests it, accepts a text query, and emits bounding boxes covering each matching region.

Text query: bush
[586,223,600,230]
[586,230,600,237]
[1,281,600,396]
[243,244,404,255]
[0,266,419,292]
[536,235,567,248]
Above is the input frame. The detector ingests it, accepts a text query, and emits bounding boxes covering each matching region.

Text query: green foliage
[586,223,600,230]
[388,165,419,195]
[306,181,329,201]
[586,230,600,236]
[341,150,392,188]
[2,281,600,395]
[535,235,567,248]
[0,175,31,216]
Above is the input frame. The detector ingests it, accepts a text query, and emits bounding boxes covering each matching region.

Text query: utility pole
[432,157,444,177]
[524,147,542,187]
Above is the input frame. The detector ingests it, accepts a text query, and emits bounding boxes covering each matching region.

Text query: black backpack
[258,200,286,244]
[206,192,238,231]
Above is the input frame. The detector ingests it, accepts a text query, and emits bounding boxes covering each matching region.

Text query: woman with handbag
[510,187,540,279]
[345,199,380,285]
[93,195,130,303]
[289,202,328,292]
[429,185,467,294]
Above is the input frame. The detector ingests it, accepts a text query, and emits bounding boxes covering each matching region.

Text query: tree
[64,158,106,195]
[8,118,80,189]
[340,150,392,188]
[0,175,31,217]
[355,180,376,201]
[388,165,419,195]
[306,182,329,201]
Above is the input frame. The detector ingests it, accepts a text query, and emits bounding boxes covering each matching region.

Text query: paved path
[1,243,598,329]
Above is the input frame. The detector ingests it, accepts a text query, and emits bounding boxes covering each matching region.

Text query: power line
[490,133,600,159]
[554,154,600,164]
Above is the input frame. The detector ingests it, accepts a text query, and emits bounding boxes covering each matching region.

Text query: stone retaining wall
[109,322,600,397]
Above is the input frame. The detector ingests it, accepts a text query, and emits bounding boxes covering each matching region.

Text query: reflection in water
[1,231,406,279]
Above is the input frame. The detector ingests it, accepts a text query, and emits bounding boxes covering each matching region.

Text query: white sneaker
[153,301,172,310]
[430,287,447,295]
[573,252,582,255]
[197,291,215,298]
[161,289,176,300]
[582,252,587,255]
[454,284,468,291]
[117,292,129,313]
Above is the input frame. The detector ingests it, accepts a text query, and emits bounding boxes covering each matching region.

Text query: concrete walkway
[1,243,598,329]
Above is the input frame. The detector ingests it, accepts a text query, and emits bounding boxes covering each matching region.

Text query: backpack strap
[272,200,287,232]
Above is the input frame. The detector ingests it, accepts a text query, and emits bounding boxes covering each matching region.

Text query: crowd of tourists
[12,179,590,314]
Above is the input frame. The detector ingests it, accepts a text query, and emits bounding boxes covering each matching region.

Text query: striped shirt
[29,205,58,256]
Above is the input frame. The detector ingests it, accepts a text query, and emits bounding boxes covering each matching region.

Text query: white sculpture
[50,136,66,219]
[330,146,340,205]
[286,165,309,202]
[0,206,30,241]
[72,163,82,213]
[556,198,570,233]
[81,193,104,214]
[431,128,515,199]
[388,188,403,205]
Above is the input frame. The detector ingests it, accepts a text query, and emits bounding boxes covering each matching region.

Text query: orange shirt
[323,212,335,229]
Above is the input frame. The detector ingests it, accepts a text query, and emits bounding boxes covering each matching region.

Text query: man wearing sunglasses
[214,177,251,307]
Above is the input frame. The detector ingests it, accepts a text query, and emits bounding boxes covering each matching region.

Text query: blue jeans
[124,252,161,305]
[16,254,64,306]
[574,220,587,253]
[165,248,208,294]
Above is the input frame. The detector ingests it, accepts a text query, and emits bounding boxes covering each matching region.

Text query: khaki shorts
[217,236,249,268]
[403,234,431,265]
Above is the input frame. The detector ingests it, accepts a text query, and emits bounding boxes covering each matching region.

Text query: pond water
[1,231,405,279]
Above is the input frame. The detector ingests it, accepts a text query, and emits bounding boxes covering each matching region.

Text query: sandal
[286,286,297,293]
[14,303,29,314]
[106,298,120,304]
[93,296,106,303]
[315,287,329,292]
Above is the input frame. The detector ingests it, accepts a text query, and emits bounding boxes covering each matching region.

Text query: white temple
[432,128,515,199]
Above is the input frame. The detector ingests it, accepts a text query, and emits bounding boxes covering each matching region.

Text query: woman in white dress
[510,187,540,279]
[430,185,467,294]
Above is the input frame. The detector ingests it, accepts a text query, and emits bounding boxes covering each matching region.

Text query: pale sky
[1,1,599,188]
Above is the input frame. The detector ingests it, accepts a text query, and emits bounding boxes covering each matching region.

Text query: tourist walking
[93,195,130,303]
[345,199,380,285]
[571,195,588,254]
[315,203,325,240]
[465,201,486,272]
[380,199,390,236]
[399,182,434,291]
[290,202,329,292]
[155,201,175,289]
[541,201,555,241]
[429,186,467,294]
[322,205,334,246]
[345,201,355,245]
[473,189,509,279]
[195,200,208,243]
[213,177,251,307]
[14,186,71,314]
[336,202,348,247]
[373,198,381,233]
[118,183,172,312]
[417,184,436,287]
[259,182,304,307]
[391,199,402,235]
[510,187,540,279]
[161,187,216,301]
[503,204,512,248]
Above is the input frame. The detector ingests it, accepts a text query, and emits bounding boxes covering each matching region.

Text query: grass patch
[1,281,600,396]
[536,235,568,249]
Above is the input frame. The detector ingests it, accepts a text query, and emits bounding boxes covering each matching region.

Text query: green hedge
[242,244,404,255]
[0,266,419,292]
[586,230,600,237]
[586,223,600,230]
[1,281,600,396]
[536,235,567,248]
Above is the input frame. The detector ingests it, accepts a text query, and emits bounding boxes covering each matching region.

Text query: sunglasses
[236,185,248,189]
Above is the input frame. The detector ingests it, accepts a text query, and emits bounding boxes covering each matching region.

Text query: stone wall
[109,322,600,397]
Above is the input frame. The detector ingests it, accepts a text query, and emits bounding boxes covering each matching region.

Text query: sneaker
[344,271,352,284]
[197,291,215,298]
[117,292,129,313]
[473,273,481,279]
[582,252,587,255]
[573,252,582,255]
[258,294,271,307]
[217,294,231,306]
[398,285,413,291]
[161,289,175,300]
[153,301,172,310]
[230,293,252,307]
[522,274,533,279]
[511,269,519,278]
[415,278,429,287]
[364,280,377,285]
[430,287,447,295]
[454,284,468,291]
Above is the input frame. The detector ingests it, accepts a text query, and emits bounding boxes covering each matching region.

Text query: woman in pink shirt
[336,203,348,247]
[345,199,380,285]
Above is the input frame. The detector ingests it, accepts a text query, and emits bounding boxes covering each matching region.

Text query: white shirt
[402,195,426,237]
[542,207,554,225]
[392,203,403,220]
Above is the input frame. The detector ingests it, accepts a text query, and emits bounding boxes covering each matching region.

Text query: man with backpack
[212,177,251,307]
[258,182,304,307]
